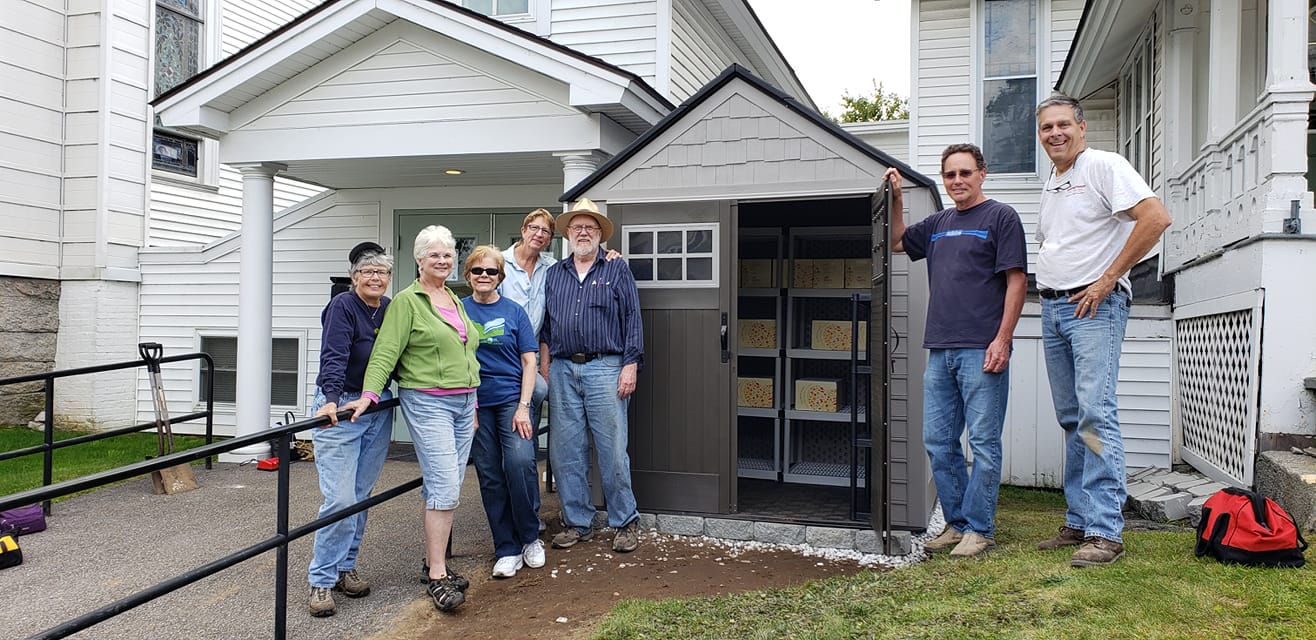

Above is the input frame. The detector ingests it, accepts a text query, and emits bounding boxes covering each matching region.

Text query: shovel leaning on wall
[139,342,198,495]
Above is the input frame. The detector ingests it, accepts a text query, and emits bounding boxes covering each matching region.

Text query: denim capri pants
[399,388,476,511]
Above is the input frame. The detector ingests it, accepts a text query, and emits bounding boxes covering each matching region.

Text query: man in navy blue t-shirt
[884,143,1027,558]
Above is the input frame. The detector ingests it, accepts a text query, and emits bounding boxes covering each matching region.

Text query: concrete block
[886,531,913,556]
[1143,492,1192,521]
[1138,469,1174,485]
[637,513,658,531]
[1187,495,1210,528]
[1126,481,1158,497]
[805,526,855,549]
[1127,467,1161,482]
[1159,473,1201,488]
[1187,482,1227,498]
[754,522,806,545]
[1130,485,1171,502]
[704,518,755,541]
[854,529,878,554]
[656,514,705,536]
[1254,451,1316,533]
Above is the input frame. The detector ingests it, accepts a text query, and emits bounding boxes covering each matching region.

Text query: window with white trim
[981,0,1039,175]
[460,0,549,34]
[623,224,719,287]
[199,335,302,408]
[153,0,206,178]
[1118,25,1155,181]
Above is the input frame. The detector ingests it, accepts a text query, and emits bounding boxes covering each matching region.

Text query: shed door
[612,201,733,514]
[870,187,892,537]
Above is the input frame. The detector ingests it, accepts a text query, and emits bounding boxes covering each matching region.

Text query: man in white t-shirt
[1033,94,1171,568]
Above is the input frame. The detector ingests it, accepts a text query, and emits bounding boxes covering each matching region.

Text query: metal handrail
[1,398,405,640]
[0,352,216,512]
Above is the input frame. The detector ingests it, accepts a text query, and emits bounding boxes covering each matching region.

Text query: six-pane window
[624,224,718,287]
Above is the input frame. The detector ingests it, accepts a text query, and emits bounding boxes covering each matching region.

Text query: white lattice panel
[1174,292,1263,485]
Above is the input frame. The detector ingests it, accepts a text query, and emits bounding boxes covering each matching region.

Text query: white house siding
[549,0,658,83]
[0,0,64,279]
[668,0,749,102]
[842,120,911,165]
[136,192,380,435]
[147,0,324,247]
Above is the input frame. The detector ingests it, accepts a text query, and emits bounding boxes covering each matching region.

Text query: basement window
[198,335,302,408]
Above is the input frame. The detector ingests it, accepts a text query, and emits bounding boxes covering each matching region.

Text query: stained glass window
[152,130,199,176]
[155,1,202,97]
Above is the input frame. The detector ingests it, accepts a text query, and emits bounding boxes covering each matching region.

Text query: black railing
[0,352,216,513]
[0,398,406,640]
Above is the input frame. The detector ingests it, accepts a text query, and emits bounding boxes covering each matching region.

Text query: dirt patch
[370,528,875,640]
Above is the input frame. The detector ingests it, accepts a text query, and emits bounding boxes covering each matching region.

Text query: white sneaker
[491,554,523,578]
[522,540,546,568]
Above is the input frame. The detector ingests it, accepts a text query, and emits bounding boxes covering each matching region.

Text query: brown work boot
[923,527,963,553]
[1070,537,1125,567]
[949,532,996,558]
[1037,525,1085,550]
[612,521,640,553]
[334,569,370,598]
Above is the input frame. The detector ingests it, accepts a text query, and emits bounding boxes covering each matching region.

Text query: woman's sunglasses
[468,267,501,276]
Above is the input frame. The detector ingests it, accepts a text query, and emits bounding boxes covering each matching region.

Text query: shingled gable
[151,0,674,139]
[562,64,941,208]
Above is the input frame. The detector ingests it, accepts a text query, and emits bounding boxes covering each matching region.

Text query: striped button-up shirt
[540,250,644,368]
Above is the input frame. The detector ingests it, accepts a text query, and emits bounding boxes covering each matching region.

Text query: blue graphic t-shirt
[901,199,1027,349]
[461,295,537,407]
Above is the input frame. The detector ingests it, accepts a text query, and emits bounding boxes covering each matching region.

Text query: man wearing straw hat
[539,197,644,554]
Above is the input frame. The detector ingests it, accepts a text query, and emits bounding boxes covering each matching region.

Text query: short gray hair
[1036,93,1085,124]
[350,249,393,277]
[413,225,456,261]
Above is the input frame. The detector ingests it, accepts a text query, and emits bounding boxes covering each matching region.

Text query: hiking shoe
[1071,537,1124,567]
[1037,525,1085,550]
[552,527,594,549]
[334,569,370,598]
[523,539,546,568]
[949,532,996,558]
[924,527,963,552]
[308,587,336,618]
[613,520,640,553]
[420,560,469,591]
[492,554,524,578]
[426,575,466,612]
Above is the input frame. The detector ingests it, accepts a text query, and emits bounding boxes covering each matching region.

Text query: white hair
[350,250,394,277]
[413,225,456,261]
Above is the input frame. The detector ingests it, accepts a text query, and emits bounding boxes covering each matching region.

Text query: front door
[608,200,734,514]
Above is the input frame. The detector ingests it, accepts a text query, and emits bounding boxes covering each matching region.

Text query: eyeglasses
[1045,179,1073,193]
[525,224,553,237]
[941,169,979,180]
[468,267,500,276]
[567,224,601,234]
[357,268,391,278]
[424,251,453,261]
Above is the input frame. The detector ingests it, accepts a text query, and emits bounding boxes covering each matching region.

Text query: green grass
[0,426,209,499]
[592,487,1316,640]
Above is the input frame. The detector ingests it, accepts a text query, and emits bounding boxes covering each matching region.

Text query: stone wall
[0,277,61,425]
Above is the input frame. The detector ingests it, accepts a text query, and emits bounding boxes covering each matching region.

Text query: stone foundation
[0,276,60,425]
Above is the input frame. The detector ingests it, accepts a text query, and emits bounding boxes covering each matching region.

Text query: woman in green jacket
[343,225,480,613]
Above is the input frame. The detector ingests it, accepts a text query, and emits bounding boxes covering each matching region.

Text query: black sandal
[426,575,466,612]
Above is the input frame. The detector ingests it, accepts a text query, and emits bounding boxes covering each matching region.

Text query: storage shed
[563,65,944,532]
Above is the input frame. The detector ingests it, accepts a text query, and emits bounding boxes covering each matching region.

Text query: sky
[746,0,911,116]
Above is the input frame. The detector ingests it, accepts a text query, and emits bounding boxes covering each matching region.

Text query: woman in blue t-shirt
[461,245,545,578]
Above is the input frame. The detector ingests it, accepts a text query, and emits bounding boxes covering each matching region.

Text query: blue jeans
[1041,289,1130,543]
[922,349,1008,539]
[473,402,541,557]
[548,355,638,531]
[308,388,393,588]
[530,372,548,515]
[399,389,476,511]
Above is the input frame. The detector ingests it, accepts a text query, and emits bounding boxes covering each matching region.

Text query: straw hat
[556,198,613,242]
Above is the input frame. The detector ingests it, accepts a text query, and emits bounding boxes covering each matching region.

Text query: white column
[223,162,286,462]
[1266,0,1314,92]
[1206,0,1241,142]
[556,151,604,205]
[1164,0,1200,173]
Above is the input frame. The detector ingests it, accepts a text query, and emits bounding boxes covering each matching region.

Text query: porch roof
[151,0,674,139]
[1055,0,1159,98]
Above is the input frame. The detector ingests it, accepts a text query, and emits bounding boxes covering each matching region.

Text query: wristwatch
[519,401,532,408]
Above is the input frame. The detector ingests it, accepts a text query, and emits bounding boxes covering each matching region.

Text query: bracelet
[518,401,532,408]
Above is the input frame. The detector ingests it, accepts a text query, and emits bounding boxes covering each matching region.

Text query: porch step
[1254,450,1316,534]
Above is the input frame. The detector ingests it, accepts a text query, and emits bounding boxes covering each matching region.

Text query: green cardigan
[362,279,480,394]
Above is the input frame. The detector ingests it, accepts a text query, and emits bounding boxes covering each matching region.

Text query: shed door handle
[720,312,729,363]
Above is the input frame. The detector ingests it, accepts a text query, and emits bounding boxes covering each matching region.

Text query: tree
[830,81,909,123]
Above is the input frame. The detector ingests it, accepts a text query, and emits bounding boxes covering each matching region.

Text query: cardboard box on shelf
[739,259,777,288]
[795,378,846,413]
[737,377,775,408]
[811,320,868,351]
[810,259,846,288]
[738,319,777,349]
[844,258,870,289]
